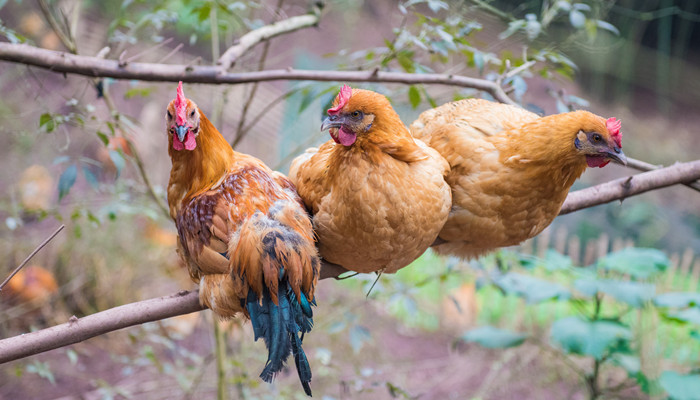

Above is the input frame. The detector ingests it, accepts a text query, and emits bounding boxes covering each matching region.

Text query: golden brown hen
[290,85,451,274]
[165,82,319,395]
[410,98,626,259]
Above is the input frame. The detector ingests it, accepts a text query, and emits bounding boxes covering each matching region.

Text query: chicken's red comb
[606,117,622,147]
[175,81,187,126]
[327,85,352,115]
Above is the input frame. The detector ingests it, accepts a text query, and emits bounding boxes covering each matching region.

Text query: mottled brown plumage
[165,83,318,395]
[410,98,626,259]
[290,87,451,273]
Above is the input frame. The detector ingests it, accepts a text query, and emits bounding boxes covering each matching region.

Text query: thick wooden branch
[559,160,700,215]
[0,291,203,364]
[217,4,322,70]
[0,43,516,105]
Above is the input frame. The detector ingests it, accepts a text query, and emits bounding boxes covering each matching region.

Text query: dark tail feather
[246,280,314,396]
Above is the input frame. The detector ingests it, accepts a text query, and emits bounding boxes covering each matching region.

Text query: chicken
[2,265,58,305]
[289,85,451,274]
[165,82,319,395]
[410,98,626,259]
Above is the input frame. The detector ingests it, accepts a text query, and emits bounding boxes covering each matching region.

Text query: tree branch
[0,290,203,364]
[559,160,700,215]
[217,3,322,70]
[2,160,699,363]
[0,43,516,105]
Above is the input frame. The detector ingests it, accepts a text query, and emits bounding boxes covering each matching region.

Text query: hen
[410,98,626,259]
[290,85,451,274]
[166,82,319,395]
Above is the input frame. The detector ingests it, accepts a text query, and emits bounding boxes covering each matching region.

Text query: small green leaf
[667,308,700,325]
[654,292,700,308]
[493,273,570,304]
[349,325,371,353]
[96,131,110,146]
[408,86,421,108]
[58,164,78,201]
[597,247,669,279]
[473,51,485,74]
[40,113,56,132]
[124,87,154,99]
[659,371,700,400]
[550,316,631,359]
[82,166,99,190]
[461,326,527,349]
[596,20,620,36]
[66,349,78,365]
[109,150,126,179]
[611,354,641,375]
[574,279,655,308]
[298,88,315,114]
[569,10,586,28]
[26,361,55,384]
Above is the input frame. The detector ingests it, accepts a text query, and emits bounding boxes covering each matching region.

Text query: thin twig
[0,225,65,292]
[231,0,285,149]
[37,0,77,53]
[217,3,322,70]
[124,37,174,64]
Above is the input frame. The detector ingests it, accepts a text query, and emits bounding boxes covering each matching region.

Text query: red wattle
[173,131,197,151]
[337,127,356,147]
[586,155,609,168]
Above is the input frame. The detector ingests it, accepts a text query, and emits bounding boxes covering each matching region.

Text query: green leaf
[569,10,586,28]
[493,273,570,304]
[397,50,415,73]
[611,354,641,375]
[298,88,315,114]
[124,87,154,99]
[66,349,78,365]
[543,249,573,270]
[654,292,700,308]
[108,150,126,179]
[473,51,484,74]
[408,86,421,108]
[597,247,669,279]
[39,113,56,132]
[58,164,78,201]
[667,308,700,325]
[596,20,620,36]
[659,371,700,400]
[82,166,99,190]
[461,326,527,349]
[349,325,371,353]
[96,131,110,146]
[26,361,55,384]
[550,316,631,359]
[574,279,655,308]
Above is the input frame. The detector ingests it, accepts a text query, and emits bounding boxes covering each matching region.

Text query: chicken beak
[175,125,188,142]
[607,146,627,166]
[321,115,343,132]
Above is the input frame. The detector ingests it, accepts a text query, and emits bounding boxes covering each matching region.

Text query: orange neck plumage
[495,110,602,190]
[167,112,234,218]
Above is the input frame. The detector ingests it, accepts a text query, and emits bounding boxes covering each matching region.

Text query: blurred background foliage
[0,0,699,399]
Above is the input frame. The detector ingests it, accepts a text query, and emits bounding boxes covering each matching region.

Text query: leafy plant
[459,246,700,399]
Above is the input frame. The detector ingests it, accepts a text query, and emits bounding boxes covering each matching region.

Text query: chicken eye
[166,110,172,119]
[190,110,196,118]
[592,133,602,142]
[352,110,362,118]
